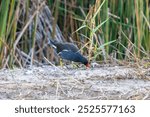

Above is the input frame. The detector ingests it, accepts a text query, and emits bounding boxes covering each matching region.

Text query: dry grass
[0,0,149,68]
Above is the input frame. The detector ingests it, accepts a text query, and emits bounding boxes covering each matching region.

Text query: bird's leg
[72,62,80,68]
[60,58,63,67]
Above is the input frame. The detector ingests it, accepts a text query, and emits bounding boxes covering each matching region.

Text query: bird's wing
[48,40,79,53]
[58,50,82,62]
[64,43,79,52]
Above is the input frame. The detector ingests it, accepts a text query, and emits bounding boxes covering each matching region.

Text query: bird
[48,39,90,67]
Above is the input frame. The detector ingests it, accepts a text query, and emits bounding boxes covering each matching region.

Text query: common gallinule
[48,39,90,67]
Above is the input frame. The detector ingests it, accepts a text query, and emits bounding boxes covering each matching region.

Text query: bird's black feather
[48,39,89,65]
[58,50,88,65]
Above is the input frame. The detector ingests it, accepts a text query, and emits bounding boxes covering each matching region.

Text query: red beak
[86,63,90,68]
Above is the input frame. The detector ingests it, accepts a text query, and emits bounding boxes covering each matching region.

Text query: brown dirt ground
[0,64,150,100]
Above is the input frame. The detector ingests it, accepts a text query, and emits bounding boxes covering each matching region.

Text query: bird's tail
[47,39,57,49]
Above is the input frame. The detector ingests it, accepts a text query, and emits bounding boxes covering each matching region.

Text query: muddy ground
[0,64,150,100]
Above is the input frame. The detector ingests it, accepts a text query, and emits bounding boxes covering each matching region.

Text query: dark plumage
[48,40,90,67]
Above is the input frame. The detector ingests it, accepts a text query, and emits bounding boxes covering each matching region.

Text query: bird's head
[83,59,90,68]
[85,62,90,68]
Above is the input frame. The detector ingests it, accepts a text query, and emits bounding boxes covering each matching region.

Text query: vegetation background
[0,0,149,68]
